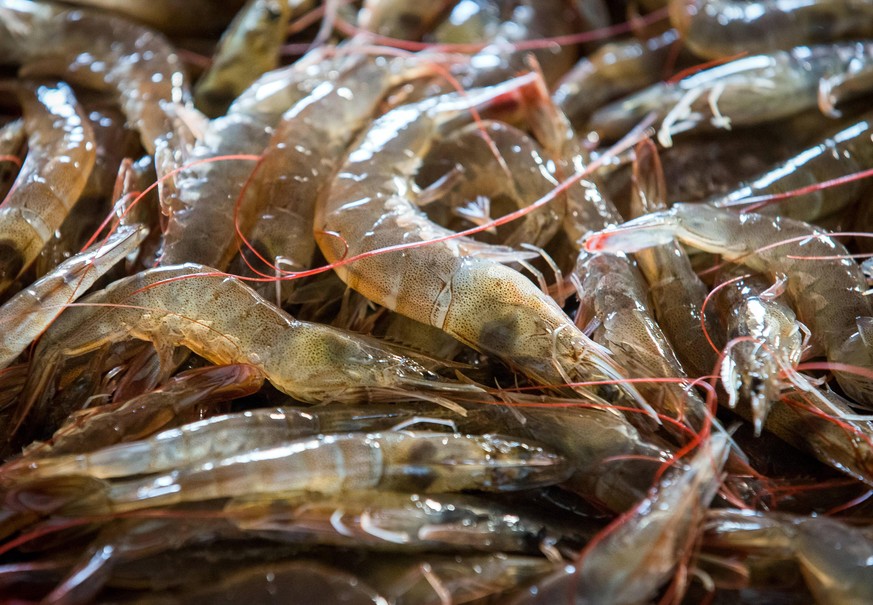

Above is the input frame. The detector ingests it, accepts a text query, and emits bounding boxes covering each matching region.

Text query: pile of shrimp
[3,0,873,603]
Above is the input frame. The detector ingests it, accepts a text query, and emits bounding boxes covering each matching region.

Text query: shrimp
[17,264,489,439]
[712,110,873,223]
[35,103,141,278]
[6,406,324,480]
[8,431,571,514]
[627,139,722,380]
[235,54,446,303]
[0,0,190,154]
[715,268,805,434]
[316,72,649,415]
[192,0,297,117]
[585,203,873,407]
[553,29,681,128]
[0,224,146,370]
[225,489,594,555]
[10,364,263,462]
[589,43,873,144]
[704,509,873,605]
[0,81,96,296]
[561,123,711,429]
[506,433,729,604]
[670,0,873,59]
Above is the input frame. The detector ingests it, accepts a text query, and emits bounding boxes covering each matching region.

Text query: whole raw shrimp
[157,48,333,270]
[589,43,873,144]
[316,72,648,413]
[10,364,263,462]
[0,0,190,154]
[585,203,873,407]
[17,264,488,439]
[8,431,571,514]
[670,0,873,59]
[225,489,593,555]
[0,81,96,295]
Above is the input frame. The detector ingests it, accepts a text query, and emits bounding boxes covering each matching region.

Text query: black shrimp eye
[424,370,439,381]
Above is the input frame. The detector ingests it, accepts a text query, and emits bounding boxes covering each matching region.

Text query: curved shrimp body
[193,0,295,117]
[43,431,571,514]
[553,28,681,128]
[715,269,804,434]
[586,203,873,406]
[670,0,873,59]
[705,509,873,605]
[317,74,645,412]
[0,224,147,370]
[226,490,592,554]
[713,111,873,223]
[21,264,485,432]
[241,55,441,301]
[0,0,190,154]
[590,43,873,143]
[0,81,96,295]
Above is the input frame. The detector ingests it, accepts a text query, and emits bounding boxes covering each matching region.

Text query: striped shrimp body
[9,431,571,515]
[317,73,647,412]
